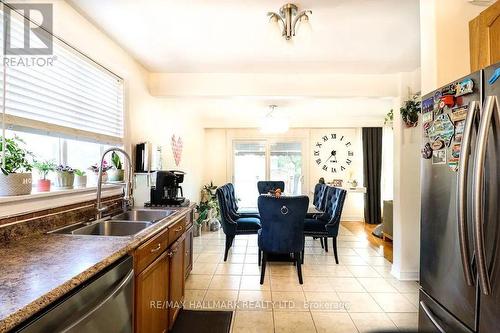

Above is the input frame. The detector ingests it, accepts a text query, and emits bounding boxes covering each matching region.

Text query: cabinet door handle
[150,244,161,253]
[174,226,183,232]
[167,250,174,257]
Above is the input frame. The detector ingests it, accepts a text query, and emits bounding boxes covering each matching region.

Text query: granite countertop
[0,205,194,332]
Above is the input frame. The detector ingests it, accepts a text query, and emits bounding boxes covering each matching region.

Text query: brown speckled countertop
[0,206,193,332]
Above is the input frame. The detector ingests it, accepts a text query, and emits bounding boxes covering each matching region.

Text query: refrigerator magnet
[429,114,455,146]
[422,110,433,124]
[450,105,468,122]
[455,78,474,97]
[432,149,447,165]
[421,143,433,159]
[448,157,459,172]
[431,138,445,150]
[440,95,455,108]
[451,144,461,158]
[488,68,500,85]
[422,97,434,114]
[441,84,457,96]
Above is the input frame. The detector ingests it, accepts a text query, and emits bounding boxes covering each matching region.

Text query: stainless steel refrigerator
[419,63,500,333]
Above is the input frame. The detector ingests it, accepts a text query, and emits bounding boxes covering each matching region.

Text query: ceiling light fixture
[260,105,289,133]
[267,3,312,41]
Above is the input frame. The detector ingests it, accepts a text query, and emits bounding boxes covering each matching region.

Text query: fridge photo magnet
[455,78,474,97]
[432,149,447,165]
[429,114,455,146]
[450,105,468,122]
[441,84,456,96]
[422,97,434,114]
[431,138,445,150]
[448,157,459,172]
[451,144,461,158]
[422,110,433,124]
[421,143,433,159]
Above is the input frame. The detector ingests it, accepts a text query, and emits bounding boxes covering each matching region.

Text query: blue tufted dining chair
[257,195,309,284]
[303,187,347,264]
[307,183,329,248]
[257,181,285,195]
[216,184,261,261]
[226,183,260,218]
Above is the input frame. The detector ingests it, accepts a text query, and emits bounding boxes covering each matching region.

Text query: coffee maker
[147,170,188,206]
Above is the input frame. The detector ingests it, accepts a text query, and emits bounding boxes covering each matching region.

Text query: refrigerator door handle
[420,301,447,333]
[457,100,479,287]
[473,95,499,296]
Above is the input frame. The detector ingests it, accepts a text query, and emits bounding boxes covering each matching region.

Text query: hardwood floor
[341,221,393,263]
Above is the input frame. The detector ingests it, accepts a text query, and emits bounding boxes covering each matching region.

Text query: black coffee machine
[147,170,188,206]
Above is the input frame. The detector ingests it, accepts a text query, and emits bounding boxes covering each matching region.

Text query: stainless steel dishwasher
[14,255,133,333]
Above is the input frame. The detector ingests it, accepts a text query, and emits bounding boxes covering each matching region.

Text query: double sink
[51,209,176,237]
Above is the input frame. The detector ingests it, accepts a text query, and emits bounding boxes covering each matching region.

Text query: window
[233,140,304,208]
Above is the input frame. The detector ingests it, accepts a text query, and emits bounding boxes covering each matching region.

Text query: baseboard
[390,268,419,281]
[341,217,365,222]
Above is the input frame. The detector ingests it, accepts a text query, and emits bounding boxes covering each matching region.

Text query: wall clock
[313,132,354,174]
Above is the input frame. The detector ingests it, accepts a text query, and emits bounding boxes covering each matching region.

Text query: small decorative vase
[209,218,220,232]
[37,179,51,192]
[108,169,124,182]
[351,180,358,188]
[55,171,74,189]
[74,175,87,188]
[0,173,32,196]
[91,172,108,185]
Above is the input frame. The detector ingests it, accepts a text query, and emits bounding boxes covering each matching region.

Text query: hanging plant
[400,94,421,127]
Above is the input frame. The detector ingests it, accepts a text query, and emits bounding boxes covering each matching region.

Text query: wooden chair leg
[224,235,234,262]
[295,252,303,284]
[324,237,329,252]
[260,252,267,285]
[320,237,324,249]
[332,237,339,264]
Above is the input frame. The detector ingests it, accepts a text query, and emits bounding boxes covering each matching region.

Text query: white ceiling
[69,0,420,74]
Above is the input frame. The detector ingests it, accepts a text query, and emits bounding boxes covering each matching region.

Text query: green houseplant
[108,151,124,182]
[54,165,75,189]
[0,136,34,196]
[400,94,421,127]
[74,169,87,188]
[33,160,56,192]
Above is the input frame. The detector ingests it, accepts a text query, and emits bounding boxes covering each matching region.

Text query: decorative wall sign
[171,135,184,166]
[455,78,474,97]
[432,149,447,165]
[450,105,468,122]
[421,143,433,159]
[431,139,445,150]
[448,157,459,172]
[428,114,455,146]
[422,97,434,114]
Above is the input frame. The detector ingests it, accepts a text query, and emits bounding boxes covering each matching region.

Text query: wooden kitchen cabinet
[168,234,185,330]
[184,226,194,278]
[470,1,500,71]
[135,251,169,333]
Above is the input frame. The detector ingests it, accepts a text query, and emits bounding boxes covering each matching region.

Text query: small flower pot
[74,175,87,188]
[55,171,74,189]
[37,179,51,192]
[108,169,124,182]
[0,173,32,196]
[90,172,108,185]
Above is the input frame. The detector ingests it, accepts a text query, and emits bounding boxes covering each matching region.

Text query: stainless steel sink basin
[111,209,175,223]
[70,221,152,236]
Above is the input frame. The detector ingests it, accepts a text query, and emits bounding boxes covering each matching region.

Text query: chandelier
[260,105,289,133]
[267,3,312,40]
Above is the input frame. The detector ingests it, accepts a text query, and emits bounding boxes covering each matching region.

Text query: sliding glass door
[233,140,304,208]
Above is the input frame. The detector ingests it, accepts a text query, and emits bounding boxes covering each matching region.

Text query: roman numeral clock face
[313,133,354,174]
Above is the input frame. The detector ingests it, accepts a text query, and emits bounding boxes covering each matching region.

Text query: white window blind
[0,6,124,144]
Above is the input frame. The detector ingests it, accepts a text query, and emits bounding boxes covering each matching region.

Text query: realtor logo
[3,3,53,55]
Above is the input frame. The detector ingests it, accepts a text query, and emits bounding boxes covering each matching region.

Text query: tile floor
[185,222,419,332]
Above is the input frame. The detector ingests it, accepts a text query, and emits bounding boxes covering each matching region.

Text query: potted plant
[0,136,33,196]
[74,169,87,188]
[33,160,56,192]
[194,204,209,237]
[108,151,124,182]
[89,161,111,184]
[400,94,421,127]
[54,165,75,189]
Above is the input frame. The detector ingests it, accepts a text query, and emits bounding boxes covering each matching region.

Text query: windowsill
[0,185,123,219]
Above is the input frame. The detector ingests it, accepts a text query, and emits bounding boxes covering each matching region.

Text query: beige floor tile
[387,312,419,331]
[270,275,304,291]
[237,290,272,311]
[191,262,218,275]
[357,277,398,293]
[373,265,394,278]
[325,265,354,277]
[270,263,297,276]
[242,263,261,275]
[203,290,239,310]
[272,291,308,311]
[346,265,381,278]
[232,311,274,333]
[183,290,206,310]
[386,278,420,293]
[304,291,345,312]
[245,254,259,264]
[240,275,271,291]
[273,311,316,333]
[363,256,392,266]
[232,246,248,254]
[350,312,398,333]
[185,274,212,290]
[195,253,223,263]
[338,256,368,265]
[209,275,242,290]
[402,292,419,307]
[215,263,244,275]
[302,265,330,277]
[301,276,335,292]
[226,254,246,263]
[370,292,418,312]
[337,292,383,313]
[329,277,366,292]
[311,312,358,333]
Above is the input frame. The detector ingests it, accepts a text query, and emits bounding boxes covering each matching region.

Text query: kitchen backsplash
[0,196,123,243]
